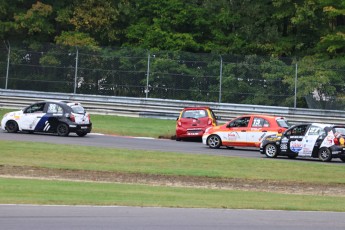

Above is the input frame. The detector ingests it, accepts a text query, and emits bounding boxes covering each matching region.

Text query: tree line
[0,0,344,108]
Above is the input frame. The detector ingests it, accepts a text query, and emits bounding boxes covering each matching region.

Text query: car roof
[182,107,211,110]
[289,123,344,128]
[239,114,286,119]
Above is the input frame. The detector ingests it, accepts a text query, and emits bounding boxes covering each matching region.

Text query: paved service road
[1,205,345,230]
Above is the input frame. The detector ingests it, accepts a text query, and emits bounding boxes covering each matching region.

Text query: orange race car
[202,114,290,148]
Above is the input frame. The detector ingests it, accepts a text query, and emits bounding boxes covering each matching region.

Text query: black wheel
[56,123,70,136]
[5,120,19,133]
[264,144,278,158]
[76,131,87,137]
[207,135,221,149]
[318,147,332,162]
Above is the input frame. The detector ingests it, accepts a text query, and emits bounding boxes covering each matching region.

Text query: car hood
[4,110,23,118]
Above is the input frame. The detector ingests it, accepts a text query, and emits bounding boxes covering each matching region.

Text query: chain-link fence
[0,42,344,109]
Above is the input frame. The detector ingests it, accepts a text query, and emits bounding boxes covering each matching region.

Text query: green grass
[0,108,176,138]
[91,115,176,138]
[2,108,345,211]
[1,140,345,184]
[1,177,345,211]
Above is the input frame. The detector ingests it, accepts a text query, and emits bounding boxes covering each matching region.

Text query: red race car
[202,114,290,148]
[176,107,218,141]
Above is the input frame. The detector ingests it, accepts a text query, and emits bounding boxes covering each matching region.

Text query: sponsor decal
[259,133,267,141]
[280,143,288,151]
[43,121,50,131]
[281,137,289,143]
[290,140,303,153]
[321,130,335,147]
[290,136,304,139]
[228,132,239,141]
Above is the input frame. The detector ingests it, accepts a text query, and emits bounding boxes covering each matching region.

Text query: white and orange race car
[202,114,290,149]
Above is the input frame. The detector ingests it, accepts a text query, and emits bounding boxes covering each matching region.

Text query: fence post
[4,41,10,89]
[74,47,79,94]
[219,55,223,103]
[294,62,298,108]
[145,52,150,98]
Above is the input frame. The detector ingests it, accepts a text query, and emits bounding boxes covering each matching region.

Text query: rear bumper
[330,146,345,158]
[69,123,92,133]
[176,127,206,138]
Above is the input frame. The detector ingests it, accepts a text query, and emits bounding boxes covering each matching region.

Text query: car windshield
[182,109,207,119]
[276,118,290,128]
[69,104,85,114]
[334,127,345,135]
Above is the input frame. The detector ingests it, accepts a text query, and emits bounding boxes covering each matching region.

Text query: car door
[34,102,64,132]
[285,124,309,155]
[224,116,251,146]
[19,102,47,131]
[300,125,324,157]
[248,117,274,146]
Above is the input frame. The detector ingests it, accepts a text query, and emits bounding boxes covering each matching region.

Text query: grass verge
[1,177,345,211]
[1,140,345,211]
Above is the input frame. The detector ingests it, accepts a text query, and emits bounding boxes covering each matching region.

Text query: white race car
[260,123,345,162]
[1,101,92,137]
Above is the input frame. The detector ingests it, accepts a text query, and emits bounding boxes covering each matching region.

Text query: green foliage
[1,0,345,108]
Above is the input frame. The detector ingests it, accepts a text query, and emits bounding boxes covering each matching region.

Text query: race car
[260,123,345,162]
[202,114,290,148]
[176,107,218,141]
[1,100,92,137]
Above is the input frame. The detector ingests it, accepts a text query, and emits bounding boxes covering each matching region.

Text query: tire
[264,144,278,158]
[318,147,332,162]
[207,135,221,149]
[56,123,70,136]
[76,131,87,137]
[5,120,19,133]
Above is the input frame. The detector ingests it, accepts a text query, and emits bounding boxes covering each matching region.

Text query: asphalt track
[1,131,345,229]
[1,204,345,230]
[0,131,261,158]
[0,131,344,163]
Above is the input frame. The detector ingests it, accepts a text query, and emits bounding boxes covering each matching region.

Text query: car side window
[290,125,308,136]
[229,117,250,127]
[307,126,322,135]
[24,103,45,113]
[47,103,63,114]
[252,117,270,127]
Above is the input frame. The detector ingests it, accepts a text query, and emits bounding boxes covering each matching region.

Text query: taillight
[87,114,90,121]
[334,138,339,145]
[208,118,212,125]
[278,129,283,133]
[70,114,75,122]
[177,120,182,127]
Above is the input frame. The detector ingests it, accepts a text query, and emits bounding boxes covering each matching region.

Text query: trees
[0,0,344,107]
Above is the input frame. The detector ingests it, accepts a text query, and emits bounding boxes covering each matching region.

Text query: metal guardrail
[0,89,344,125]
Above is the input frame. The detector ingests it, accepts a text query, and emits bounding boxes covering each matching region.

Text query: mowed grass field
[1,108,345,211]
